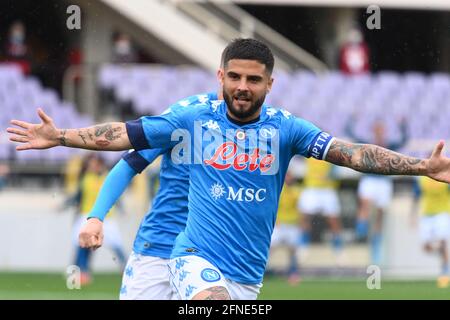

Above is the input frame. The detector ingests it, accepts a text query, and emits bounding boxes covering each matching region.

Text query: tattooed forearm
[78,130,87,145]
[326,139,427,175]
[94,124,122,141]
[95,124,111,137]
[105,127,122,141]
[87,129,94,141]
[55,123,129,150]
[59,129,67,146]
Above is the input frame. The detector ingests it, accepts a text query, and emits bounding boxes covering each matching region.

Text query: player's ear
[267,77,274,93]
[217,68,225,86]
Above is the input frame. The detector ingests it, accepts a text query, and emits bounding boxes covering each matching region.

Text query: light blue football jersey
[126,100,334,284]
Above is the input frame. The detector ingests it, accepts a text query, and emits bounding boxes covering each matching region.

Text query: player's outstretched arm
[79,159,137,249]
[325,139,450,183]
[7,108,132,151]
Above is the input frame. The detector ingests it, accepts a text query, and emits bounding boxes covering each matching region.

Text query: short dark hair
[221,38,274,75]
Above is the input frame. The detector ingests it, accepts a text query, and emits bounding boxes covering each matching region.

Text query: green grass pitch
[0,272,448,300]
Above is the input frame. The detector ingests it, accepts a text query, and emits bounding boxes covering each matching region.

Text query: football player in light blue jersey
[9,38,450,300]
[78,92,219,300]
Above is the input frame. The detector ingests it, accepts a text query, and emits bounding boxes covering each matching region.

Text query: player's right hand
[7,108,60,151]
[79,218,104,250]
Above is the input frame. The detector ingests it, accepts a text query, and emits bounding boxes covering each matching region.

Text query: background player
[346,118,408,264]
[412,176,450,288]
[270,170,302,285]
[72,153,127,284]
[298,157,344,265]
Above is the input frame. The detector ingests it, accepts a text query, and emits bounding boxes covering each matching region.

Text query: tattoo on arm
[325,139,426,175]
[87,129,94,141]
[94,124,111,137]
[94,124,122,141]
[92,124,123,148]
[59,129,67,146]
[105,127,122,141]
[78,130,87,145]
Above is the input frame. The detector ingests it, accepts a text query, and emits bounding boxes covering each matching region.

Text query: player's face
[219,59,273,121]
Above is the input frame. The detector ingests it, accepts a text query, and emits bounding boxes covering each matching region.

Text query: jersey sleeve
[122,148,166,174]
[87,159,136,221]
[289,116,334,160]
[125,106,192,151]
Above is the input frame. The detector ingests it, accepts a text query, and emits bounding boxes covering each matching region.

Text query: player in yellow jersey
[270,171,302,285]
[298,157,344,264]
[413,176,450,288]
[72,153,127,285]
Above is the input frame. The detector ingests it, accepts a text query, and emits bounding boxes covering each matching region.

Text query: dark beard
[224,90,265,120]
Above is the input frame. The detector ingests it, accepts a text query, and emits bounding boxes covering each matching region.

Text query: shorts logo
[201,268,221,282]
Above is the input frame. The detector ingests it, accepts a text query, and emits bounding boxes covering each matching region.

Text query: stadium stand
[4,62,448,165]
[0,64,121,166]
[98,64,450,159]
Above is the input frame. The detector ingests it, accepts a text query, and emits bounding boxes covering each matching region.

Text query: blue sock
[371,233,382,265]
[288,252,299,275]
[355,220,369,239]
[300,232,311,247]
[332,234,343,252]
[75,247,91,273]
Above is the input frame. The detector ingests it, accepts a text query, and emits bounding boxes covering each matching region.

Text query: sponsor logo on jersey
[210,182,226,200]
[170,121,280,175]
[204,142,275,173]
[209,183,267,202]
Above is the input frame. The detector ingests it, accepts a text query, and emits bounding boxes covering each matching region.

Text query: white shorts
[419,213,450,244]
[73,215,124,249]
[119,252,174,300]
[168,255,262,300]
[357,176,393,209]
[298,188,341,216]
[271,224,300,247]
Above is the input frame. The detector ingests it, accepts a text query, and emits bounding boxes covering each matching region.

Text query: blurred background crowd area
[0,0,449,279]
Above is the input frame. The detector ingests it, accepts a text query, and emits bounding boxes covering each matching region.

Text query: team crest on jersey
[260,126,277,139]
[200,268,221,282]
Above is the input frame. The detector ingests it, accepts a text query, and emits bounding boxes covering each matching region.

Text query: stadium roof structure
[230,0,450,11]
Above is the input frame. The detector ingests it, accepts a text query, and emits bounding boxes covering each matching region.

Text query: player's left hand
[79,218,104,250]
[426,140,450,184]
